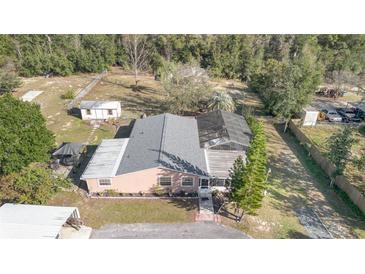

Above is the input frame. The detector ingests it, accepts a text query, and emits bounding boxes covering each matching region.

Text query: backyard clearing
[12,68,251,146]
[48,191,198,228]
[219,90,365,238]
[301,124,365,192]
[13,73,116,145]
[83,67,166,119]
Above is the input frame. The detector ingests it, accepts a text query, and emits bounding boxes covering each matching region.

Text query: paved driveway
[91,222,249,239]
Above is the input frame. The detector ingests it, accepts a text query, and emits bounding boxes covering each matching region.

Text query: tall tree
[0,68,21,94]
[229,156,246,203]
[122,34,150,89]
[160,60,213,114]
[328,126,357,176]
[251,39,322,131]
[0,94,55,175]
[229,115,268,214]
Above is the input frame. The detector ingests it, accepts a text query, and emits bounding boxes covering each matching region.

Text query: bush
[153,185,165,196]
[103,189,118,197]
[61,89,75,100]
[359,124,365,136]
[0,165,70,205]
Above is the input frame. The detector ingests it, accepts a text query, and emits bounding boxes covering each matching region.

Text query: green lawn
[13,69,168,146]
[13,73,119,146]
[83,68,167,119]
[48,191,198,228]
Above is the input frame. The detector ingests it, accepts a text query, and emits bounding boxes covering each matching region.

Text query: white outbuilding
[80,100,122,120]
[301,107,319,126]
[0,203,91,239]
[21,90,43,102]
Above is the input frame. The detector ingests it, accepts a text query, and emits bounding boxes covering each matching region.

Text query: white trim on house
[158,176,172,187]
[204,149,210,174]
[98,178,112,187]
[181,176,194,187]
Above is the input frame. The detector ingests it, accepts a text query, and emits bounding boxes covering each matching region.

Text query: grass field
[14,73,117,145]
[13,68,168,146]
[49,191,198,228]
[301,124,365,191]
[84,68,166,119]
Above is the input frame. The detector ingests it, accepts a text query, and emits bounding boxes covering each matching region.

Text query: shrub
[153,185,165,196]
[359,124,365,136]
[208,91,236,112]
[0,165,70,205]
[61,88,75,100]
[103,189,118,197]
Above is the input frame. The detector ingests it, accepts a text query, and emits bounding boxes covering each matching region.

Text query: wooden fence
[289,119,365,214]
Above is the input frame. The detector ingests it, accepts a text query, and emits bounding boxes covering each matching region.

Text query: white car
[321,109,342,122]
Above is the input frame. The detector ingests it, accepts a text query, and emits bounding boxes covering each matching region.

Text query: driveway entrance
[91,222,249,239]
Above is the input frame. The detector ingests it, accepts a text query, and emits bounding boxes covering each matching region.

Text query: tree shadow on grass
[102,78,161,95]
[167,198,199,212]
[286,230,311,239]
[68,145,97,192]
[109,93,167,116]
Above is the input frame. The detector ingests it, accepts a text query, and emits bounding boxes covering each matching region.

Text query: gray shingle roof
[197,110,252,148]
[116,114,208,176]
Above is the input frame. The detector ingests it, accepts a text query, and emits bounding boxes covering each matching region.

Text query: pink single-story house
[81,110,252,194]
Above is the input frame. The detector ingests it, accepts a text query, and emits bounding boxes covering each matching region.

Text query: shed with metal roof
[0,204,82,239]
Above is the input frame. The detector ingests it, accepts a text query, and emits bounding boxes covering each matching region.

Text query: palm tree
[208,91,236,112]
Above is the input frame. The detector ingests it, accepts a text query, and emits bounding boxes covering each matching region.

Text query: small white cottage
[80,100,122,120]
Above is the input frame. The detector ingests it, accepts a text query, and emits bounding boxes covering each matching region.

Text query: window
[181,177,194,187]
[108,109,113,115]
[211,179,226,187]
[86,109,91,115]
[98,178,112,186]
[159,176,172,186]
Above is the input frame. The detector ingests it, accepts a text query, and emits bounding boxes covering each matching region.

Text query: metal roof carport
[0,204,80,239]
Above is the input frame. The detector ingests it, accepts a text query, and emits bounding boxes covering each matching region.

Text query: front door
[199,178,209,189]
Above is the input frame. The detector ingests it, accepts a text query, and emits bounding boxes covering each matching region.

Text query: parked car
[321,108,342,122]
[337,107,363,123]
[354,107,365,121]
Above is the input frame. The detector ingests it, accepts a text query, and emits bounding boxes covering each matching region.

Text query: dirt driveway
[91,222,249,239]
[265,119,365,238]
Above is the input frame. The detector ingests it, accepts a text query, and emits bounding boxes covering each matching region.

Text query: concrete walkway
[195,190,219,222]
[91,222,249,239]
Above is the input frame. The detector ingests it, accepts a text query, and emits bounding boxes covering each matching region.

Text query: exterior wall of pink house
[84,167,201,194]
